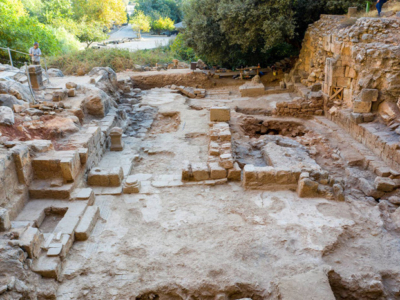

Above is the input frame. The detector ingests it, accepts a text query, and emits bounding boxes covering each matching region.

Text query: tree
[76,21,108,49]
[151,16,174,34]
[130,11,151,39]
[135,0,182,22]
[182,0,367,67]
[0,0,62,59]
[72,0,127,27]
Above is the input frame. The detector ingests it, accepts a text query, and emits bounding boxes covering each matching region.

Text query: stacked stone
[276,92,324,117]
[170,85,206,98]
[182,122,241,182]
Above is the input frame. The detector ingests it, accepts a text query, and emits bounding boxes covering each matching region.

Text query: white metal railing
[0,46,51,84]
[0,46,54,104]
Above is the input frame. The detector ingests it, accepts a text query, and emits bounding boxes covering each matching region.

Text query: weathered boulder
[47,68,64,77]
[0,106,15,125]
[0,94,24,108]
[88,67,118,97]
[83,94,110,116]
[0,81,32,103]
[80,85,116,117]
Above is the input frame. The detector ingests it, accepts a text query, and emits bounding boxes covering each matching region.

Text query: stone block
[350,112,364,124]
[257,166,276,184]
[76,188,95,205]
[360,89,378,102]
[219,153,234,169]
[210,107,230,122]
[66,82,77,89]
[191,163,209,181]
[375,166,391,177]
[243,164,256,187]
[278,268,335,300]
[123,176,141,193]
[359,178,384,199]
[109,127,124,151]
[68,88,76,97]
[228,162,241,181]
[78,148,88,164]
[18,226,43,258]
[353,100,371,113]
[32,255,62,279]
[239,83,265,97]
[375,177,396,192]
[0,208,11,231]
[208,162,227,179]
[333,184,345,201]
[75,206,100,241]
[182,161,192,181]
[297,178,319,198]
[52,89,68,102]
[11,145,33,185]
[47,243,63,256]
[88,167,124,186]
[310,83,322,92]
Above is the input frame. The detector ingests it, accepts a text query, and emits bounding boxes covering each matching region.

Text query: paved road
[106,25,175,51]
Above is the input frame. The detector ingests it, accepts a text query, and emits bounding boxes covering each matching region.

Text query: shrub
[46,47,178,74]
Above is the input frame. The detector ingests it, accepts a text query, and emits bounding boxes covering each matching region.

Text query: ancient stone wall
[287,14,400,170]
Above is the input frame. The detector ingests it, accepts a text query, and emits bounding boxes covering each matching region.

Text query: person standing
[29,42,42,65]
[376,0,388,17]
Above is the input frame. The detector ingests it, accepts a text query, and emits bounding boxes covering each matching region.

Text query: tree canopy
[134,0,182,23]
[130,11,151,38]
[182,0,368,67]
[152,16,174,34]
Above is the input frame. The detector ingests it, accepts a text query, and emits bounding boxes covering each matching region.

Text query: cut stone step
[75,206,100,241]
[32,255,62,279]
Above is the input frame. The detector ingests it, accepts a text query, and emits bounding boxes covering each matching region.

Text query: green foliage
[151,16,174,34]
[75,21,108,48]
[169,34,197,62]
[0,0,62,59]
[46,47,178,74]
[183,0,297,67]
[135,0,182,22]
[130,10,151,38]
[182,0,368,67]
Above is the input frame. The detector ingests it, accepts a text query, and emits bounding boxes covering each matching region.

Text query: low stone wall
[327,109,400,172]
[243,165,301,189]
[182,121,241,182]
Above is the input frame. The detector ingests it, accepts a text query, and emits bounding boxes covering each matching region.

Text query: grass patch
[47,47,179,75]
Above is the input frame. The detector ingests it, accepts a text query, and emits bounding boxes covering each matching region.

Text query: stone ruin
[1,10,400,300]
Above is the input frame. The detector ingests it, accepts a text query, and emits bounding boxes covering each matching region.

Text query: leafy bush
[169,34,197,62]
[0,0,61,61]
[151,16,175,34]
[46,47,178,74]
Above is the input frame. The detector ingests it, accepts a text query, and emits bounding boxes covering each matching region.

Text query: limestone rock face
[0,106,15,125]
[0,94,24,108]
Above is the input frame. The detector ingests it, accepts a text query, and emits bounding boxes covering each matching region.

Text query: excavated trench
[232,116,309,167]
[239,118,307,138]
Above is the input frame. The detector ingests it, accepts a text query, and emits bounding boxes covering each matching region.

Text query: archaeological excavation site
[2,9,400,300]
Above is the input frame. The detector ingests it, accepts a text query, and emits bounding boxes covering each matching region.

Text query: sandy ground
[52,87,400,299]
